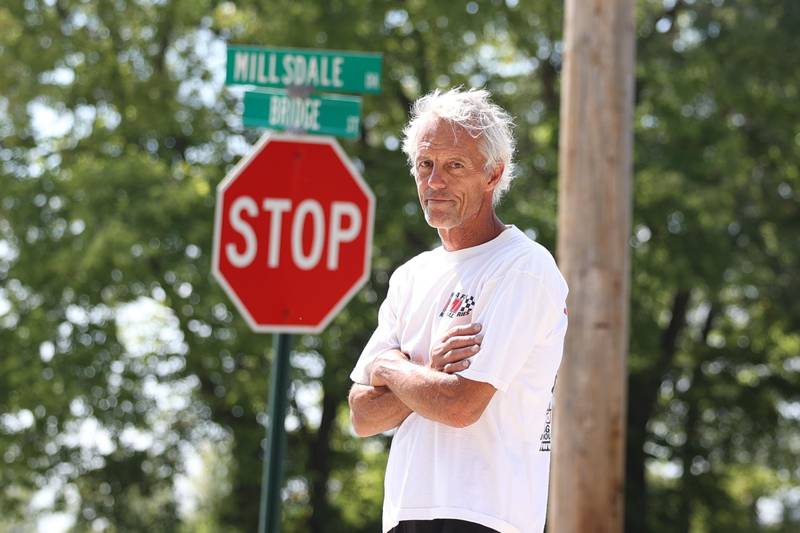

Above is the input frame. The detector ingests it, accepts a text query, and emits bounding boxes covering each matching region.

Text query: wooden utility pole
[550,1,634,532]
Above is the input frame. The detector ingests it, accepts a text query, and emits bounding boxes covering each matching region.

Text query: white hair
[401,87,517,206]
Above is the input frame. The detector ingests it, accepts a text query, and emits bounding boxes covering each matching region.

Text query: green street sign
[243,89,362,138]
[227,45,382,94]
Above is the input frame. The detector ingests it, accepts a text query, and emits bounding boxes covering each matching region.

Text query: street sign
[243,89,361,138]
[220,46,380,533]
[212,133,375,333]
[226,45,382,94]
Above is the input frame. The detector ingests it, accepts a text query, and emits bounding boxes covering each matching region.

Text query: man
[348,87,568,533]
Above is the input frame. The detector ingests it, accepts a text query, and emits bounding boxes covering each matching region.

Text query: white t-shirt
[350,226,569,533]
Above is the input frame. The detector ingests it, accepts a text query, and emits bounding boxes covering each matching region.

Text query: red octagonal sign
[213,133,375,333]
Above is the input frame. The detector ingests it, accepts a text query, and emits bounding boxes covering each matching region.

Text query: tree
[625,2,800,531]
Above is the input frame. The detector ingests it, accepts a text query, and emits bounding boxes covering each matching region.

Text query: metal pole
[258,333,292,533]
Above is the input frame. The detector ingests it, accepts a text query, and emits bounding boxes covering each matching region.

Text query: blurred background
[1,0,799,531]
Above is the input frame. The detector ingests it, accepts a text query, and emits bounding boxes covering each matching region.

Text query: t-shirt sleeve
[349,269,404,385]
[456,267,568,392]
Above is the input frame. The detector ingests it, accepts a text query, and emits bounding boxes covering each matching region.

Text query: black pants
[389,519,498,533]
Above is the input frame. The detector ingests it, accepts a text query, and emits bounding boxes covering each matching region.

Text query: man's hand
[429,323,483,373]
[365,324,495,428]
[368,323,483,386]
[349,383,412,437]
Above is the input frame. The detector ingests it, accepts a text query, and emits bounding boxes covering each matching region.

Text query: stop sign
[212,133,375,333]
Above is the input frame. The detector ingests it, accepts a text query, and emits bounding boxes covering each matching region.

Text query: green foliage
[0,1,798,532]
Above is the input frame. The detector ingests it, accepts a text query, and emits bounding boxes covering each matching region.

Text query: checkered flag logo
[456,295,475,317]
[439,292,476,318]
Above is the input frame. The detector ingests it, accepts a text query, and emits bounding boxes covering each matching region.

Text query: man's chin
[423,211,458,230]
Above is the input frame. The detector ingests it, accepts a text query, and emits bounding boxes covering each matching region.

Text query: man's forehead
[416,117,478,152]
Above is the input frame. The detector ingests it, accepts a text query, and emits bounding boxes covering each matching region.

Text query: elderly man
[348,88,568,533]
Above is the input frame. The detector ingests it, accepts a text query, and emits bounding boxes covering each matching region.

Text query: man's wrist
[367,350,394,387]
[369,350,408,386]
[370,364,386,387]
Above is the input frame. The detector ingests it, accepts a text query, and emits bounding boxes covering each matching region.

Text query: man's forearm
[372,355,490,428]
[348,383,412,437]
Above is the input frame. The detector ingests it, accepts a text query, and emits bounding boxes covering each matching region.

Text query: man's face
[413,118,496,230]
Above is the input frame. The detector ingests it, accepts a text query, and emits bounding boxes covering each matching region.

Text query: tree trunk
[222,429,263,532]
[550,1,635,532]
[307,386,338,532]
[625,289,691,533]
[678,304,716,532]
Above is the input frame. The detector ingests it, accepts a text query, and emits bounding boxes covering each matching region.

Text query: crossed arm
[348,324,497,437]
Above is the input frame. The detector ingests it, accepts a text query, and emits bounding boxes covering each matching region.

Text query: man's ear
[486,163,504,190]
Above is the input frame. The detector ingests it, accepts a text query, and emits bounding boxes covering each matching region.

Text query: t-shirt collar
[435,225,519,263]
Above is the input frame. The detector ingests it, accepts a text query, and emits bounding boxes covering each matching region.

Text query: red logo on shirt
[439,291,476,319]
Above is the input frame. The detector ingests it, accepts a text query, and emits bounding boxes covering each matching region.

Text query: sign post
[258,333,291,533]
[218,44,381,532]
[212,132,375,532]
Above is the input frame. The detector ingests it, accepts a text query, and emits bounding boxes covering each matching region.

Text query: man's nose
[427,165,446,189]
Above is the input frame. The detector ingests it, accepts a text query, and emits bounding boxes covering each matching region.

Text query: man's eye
[450,161,464,169]
[418,160,432,168]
